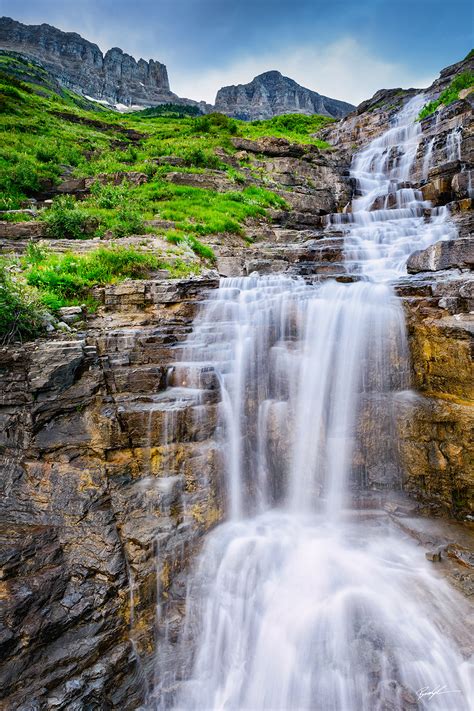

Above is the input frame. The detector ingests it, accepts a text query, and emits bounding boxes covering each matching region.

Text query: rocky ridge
[215,70,354,120]
[0,17,354,117]
[0,16,182,108]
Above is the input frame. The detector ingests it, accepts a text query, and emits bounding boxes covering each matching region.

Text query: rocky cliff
[0,51,473,709]
[214,70,355,120]
[0,18,355,117]
[0,16,177,107]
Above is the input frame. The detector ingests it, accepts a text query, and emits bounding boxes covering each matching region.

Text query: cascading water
[152,96,473,710]
[446,126,462,162]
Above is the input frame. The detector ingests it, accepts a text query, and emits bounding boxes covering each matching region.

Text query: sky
[0,0,472,105]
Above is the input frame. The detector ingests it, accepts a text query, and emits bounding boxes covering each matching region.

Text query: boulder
[166,171,237,192]
[0,221,46,239]
[407,239,474,273]
[84,171,148,188]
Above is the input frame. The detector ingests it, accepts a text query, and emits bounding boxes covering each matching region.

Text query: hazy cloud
[0,0,470,105]
[172,37,436,105]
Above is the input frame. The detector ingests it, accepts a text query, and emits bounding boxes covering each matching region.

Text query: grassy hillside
[0,52,334,342]
[418,70,474,120]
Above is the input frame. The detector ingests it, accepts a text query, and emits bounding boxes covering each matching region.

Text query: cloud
[170,37,436,106]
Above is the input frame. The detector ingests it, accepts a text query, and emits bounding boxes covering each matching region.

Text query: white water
[327,95,457,281]
[152,97,473,710]
[423,137,435,180]
[446,127,462,162]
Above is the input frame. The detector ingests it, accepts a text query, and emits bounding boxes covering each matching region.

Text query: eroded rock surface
[0,277,224,709]
[0,16,177,108]
[214,70,354,120]
[0,51,473,710]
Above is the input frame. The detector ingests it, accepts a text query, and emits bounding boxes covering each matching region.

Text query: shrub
[0,260,45,344]
[193,113,238,135]
[0,154,41,196]
[113,206,145,237]
[182,146,222,169]
[42,195,90,239]
[120,145,138,163]
[90,180,129,209]
[0,194,22,211]
[35,139,59,163]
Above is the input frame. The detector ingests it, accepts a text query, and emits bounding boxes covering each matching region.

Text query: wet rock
[0,275,227,708]
[58,306,84,325]
[421,176,453,204]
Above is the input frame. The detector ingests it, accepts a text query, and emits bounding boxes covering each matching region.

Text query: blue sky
[0,0,472,104]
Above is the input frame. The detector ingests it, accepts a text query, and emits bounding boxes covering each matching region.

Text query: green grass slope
[0,51,334,342]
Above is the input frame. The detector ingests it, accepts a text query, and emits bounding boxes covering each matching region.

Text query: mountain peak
[0,15,173,107]
[254,70,283,80]
[215,72,354,121]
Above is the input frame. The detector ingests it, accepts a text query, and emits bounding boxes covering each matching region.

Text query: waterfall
[422,137,435,180]
[446,126,462,162]
[151,96,473,710]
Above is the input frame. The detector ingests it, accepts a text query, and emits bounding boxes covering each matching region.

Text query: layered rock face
[214,70,355,120]
[0,50,473,708]
[0,16,176,107]
[0,131,353,708]
[0,276,225,708]
[0,18,355,116]
[321,54,473,154]
[322,56,474,517]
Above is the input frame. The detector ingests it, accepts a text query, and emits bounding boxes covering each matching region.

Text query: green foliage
[0,195,21,211]
[0,153,41,199]
[182,146,223,169]
[25,241,48,265]
[112,206,145,237]
[0,259,45,343]
[0,68,32,94]
[131,103,202,118]
[242,113,334,146]
[90,180,129,209]
[23,246,163,304]
[41,195,90,239]
[0,54,321,279]
[464,49,474,61]
[150,184,287,235]
[185,236,215,260]
[418,71,474,120]
[227,167,247,184]
[194,113,238,135]
[165,231,216,261]
[0,210,36,223]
